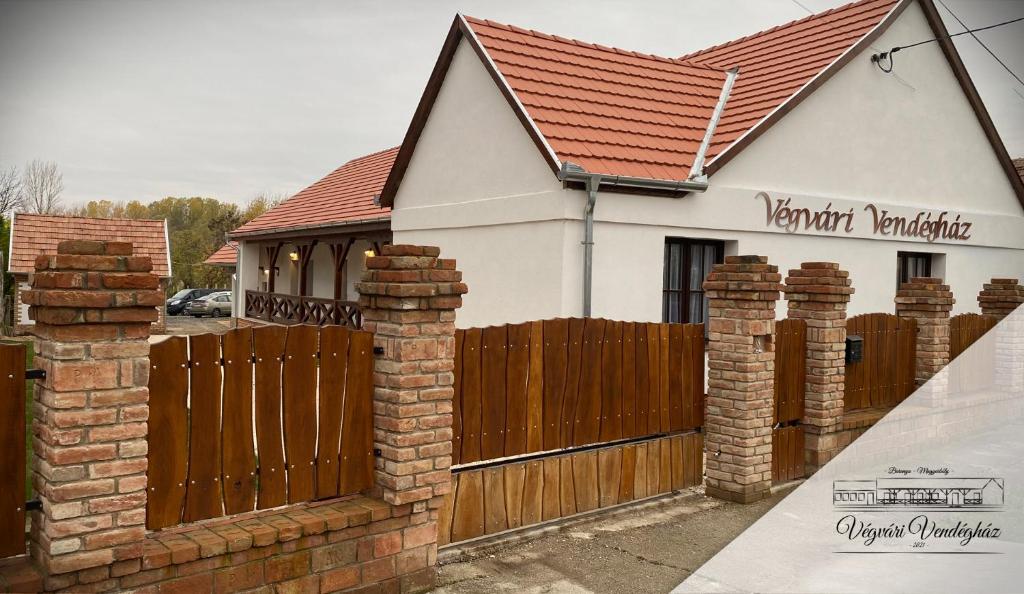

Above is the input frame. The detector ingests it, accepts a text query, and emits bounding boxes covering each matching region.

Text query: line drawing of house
[833,478,1004,509]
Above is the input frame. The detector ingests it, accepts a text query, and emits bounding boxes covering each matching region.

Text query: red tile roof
[231,147,396,237]
[203,242,238,266]
[681,0,900,162]
[463,16,728,181]
[8,213,171,277]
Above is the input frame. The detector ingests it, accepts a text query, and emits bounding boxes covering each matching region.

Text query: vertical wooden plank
[505,323,530,457]
[574,318,605,446]
[597,447,621,508]
[692,433,705,486]
[542,319,569,451]
[184,333,224,522]
[451,470,484,542]
[692,325,706,429]
[0,343,25,556]
[633,441,649,500]
[146,337,188,530]
[670,436,685,491]
[684,434,698,487]
[254,326,287,509]
[437,478,457,546]
[504,464,525,530]
[521,460,544,525]
[681,325,695,430]
[542,458,560,521]
[461,329,483,463]
[282,325,318,503]
[771,428,780,482]
[659,324,671,433]
[646,439,660,495]
[619,445,636,503]
[559,457,577,517]
[483,467,508,534]
[315,326,348,500]
[572,451,599,512]
[647,324,660,434]
[659,436,672,493]
[221,328,257,514]
[621,322,637,439]
[526,321,544,453]
[339,331,375,494]
[600,321,623,442]
[668,324,684,432]
[635,324,650,436]
[794,427,806,479]
[452,330,464,466]
[559,318,585,448]
[481,325,508,461]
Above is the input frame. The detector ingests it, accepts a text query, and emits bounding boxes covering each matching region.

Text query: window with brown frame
[896,251,932,288]
[663,238,724,324]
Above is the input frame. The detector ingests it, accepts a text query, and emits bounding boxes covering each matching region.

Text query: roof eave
[228,216,391,241]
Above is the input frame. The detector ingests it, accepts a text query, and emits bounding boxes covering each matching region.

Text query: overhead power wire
[872,15,1024,73]
[935,0,1024,87]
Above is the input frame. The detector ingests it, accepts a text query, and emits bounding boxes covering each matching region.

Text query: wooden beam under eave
[329,239,354,300]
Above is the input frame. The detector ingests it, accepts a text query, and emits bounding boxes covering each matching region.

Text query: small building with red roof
[231,0,1024,329]
[6,212,172,333]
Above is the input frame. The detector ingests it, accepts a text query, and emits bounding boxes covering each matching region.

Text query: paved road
[434,484,795,594]
[158,314,239,338]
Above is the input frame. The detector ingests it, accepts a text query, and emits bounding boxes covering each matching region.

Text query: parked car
[188,291,233,318]
[166,288,217,315]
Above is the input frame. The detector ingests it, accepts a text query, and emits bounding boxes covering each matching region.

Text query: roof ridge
[15,212,165,224]
[680,0,884,61]
[463,14,727,75]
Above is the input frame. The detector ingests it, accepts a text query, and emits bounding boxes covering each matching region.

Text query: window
[897,251,932,288]
[663,238,724,324]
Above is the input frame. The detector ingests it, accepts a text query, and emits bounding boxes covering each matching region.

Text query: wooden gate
[0,342,27,558]
[146,325,375,529]
[772,319,805,483]
[844,313,917,411]
[440,318,705,545]
[949,313,998,392]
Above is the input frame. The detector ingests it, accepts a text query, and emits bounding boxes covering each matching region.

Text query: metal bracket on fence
[372,346,384,355]
[373,448,382,457]
[25,369,45,381]
[25,499,41,512]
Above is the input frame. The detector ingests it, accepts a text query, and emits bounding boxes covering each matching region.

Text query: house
[7,213,172,333]
[232,0,1024,329]
[203,241,238,271]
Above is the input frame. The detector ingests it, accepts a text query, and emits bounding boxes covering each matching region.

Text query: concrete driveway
[155,314,240,339]
[434,484,796,594]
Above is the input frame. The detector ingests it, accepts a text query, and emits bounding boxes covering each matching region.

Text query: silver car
[188,291,233,318]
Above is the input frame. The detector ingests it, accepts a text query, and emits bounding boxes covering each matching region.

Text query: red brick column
[22,240,161,586]
[356,245,465,568]
[978,278,1024,320]
[703,255,781,504]
[896,277,954,385]
[784,262,853,473]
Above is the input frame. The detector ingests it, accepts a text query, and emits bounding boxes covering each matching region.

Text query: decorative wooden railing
[244,290,362,328]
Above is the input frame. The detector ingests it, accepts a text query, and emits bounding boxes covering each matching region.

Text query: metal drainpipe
[583,174,601,318]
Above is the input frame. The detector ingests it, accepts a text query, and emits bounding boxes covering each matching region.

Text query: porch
[234,225,390,328]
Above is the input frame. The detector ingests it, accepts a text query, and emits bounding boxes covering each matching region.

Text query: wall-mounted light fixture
[364,249,375,258]
[288,251,299,262]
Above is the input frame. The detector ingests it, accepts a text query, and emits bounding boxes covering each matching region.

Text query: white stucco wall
[389,1,1024,327]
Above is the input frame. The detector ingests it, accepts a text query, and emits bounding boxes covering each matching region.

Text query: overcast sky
[1,0,1022,207]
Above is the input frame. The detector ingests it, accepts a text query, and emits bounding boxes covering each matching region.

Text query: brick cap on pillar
[784,262,854,303]
[703,254,782,302]
[895,276,955,313]
[978,278,1024,318]
[23,240,162,341]
[357,244,468,311]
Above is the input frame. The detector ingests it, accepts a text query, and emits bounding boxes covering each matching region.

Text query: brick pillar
[978,278,1024,321]
[783,262,853,473]
[895,276,954,385]
[703,255,781,504]
[22,240,161,583]
[978,278,1024,395]
[356,245,466,505]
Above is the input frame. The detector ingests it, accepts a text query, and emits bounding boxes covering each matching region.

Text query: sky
[1,0,1022,207]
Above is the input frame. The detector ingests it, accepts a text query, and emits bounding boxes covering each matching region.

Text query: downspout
[582,173,601,318]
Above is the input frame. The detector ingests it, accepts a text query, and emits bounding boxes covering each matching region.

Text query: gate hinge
[25,369,45,381]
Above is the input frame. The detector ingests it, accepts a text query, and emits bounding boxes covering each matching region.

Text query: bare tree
[20,159,64,214]
[0,165,20,216]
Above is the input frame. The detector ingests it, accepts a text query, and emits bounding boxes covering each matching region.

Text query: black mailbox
[846,335,864,364]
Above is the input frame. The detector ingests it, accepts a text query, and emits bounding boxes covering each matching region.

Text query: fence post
[895,276,954,386]
[978,278,1024,395]
[356,244,465,583]
[783,262,853,473]
[703,255,781,503]
[22,240,160,589]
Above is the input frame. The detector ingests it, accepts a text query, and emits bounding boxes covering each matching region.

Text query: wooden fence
[844,313,917,411]
[949,313,998,393]
[147,325,375,530]
[0,342,26,558]
[772,319,806,482]
[950,313,998,360]
[452,319,705,466]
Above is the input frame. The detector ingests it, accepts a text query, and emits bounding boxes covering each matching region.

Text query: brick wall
[703,255,781,504]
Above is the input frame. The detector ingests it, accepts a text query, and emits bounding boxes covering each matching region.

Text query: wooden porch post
[329,239,354,300]
[296,241,317,297]
[263,242,283,293]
